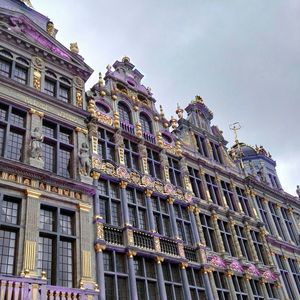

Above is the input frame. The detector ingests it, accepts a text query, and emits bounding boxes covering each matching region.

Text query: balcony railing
[0,275,98,300]
[104,225,124,245]
[120,121,135,134]
[143,132,156,144]
[133,231,154,250]
[160,238,178,256]
[184,245,198,262]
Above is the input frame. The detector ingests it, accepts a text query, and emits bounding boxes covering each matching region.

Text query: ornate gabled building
[0,1,300,300]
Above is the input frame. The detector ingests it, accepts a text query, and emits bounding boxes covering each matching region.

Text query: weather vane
[229,122,241,144]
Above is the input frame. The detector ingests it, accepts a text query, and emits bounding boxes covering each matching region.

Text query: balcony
[104,225,124,245]
[120,121,135,134]
[0,275,98,300]
[133,231,154,250]
[160,238,178,256]
[143,131,156,144]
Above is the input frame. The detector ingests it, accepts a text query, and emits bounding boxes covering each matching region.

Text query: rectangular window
[127,189,147,230]
[235,225,251,261]
[124,139,140,171]
[14,65,28,84]
[281,208,298,244]
[269,202,285,239]
[38,205,76,287]
[99,180,122,227]
[168,157,182,187]
[288,258,300,294]
[42,121,74,178]
[174,204,193,245]
[200,213,217,251]
[195,134,208,157]
[186,267,206,299]
[188,167,205,199]
[210,142,223,164]
[152,196,171,237]
[251,230,267,264]
[214,271,230,300]
[103,251,129,300]
[0,57,11,77]
[163,262,183,300]
[232,275,248,300]
[250,279,264,300]
[134,256,158,300]
[98,128,115,161]
[236,187,252,216]
[59,84,70,103]
[44,78,56,97]
[221,181,236,211]
[205,174,222,205]
[255,196,272,234]
[0,195,20,275]
[218,219,234,256]
[147,149,161,179]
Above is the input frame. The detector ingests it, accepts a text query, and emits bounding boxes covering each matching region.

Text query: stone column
[225,271,238,300]
[208,271,219,300]
[180,263,192,300]
[211,212,225,253]
[274,280,286,300]
[167,197,179,239]
[244,187,259,218]
[201,268,215,300]
[78,202,97,290]
[258,228,274,266]
[155,257,167,300]
[228,217,243,259]
[120,181,130,226]
[243,223,259,262]
[127,250,138,300]
[94,244,106,300]
[287,207,299,242]
[187,205,201,246]
[145,189,155,232]
[243,275,254,299]
[22,189,41,277]
[194,207,207,246]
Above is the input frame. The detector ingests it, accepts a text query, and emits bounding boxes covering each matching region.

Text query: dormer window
[116,83,127,94]
[118,102,132,124]
[140,113,152,134]
[0,50,12,78]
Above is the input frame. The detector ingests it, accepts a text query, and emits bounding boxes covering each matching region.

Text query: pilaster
[167,197,179,239]
[211,212,225,253]
[228,217,243,259]
[127,250,138,300]
[145,189,155,232]
[187,205,201,246]
[179,262,192,300]
[120,181,130,226]
[155,257,167,300]
[224,271,238,300]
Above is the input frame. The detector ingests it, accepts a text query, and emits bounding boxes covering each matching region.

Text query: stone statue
[70,42,79,54]
[46,21,55,37]
[296,185,300,198]
[78,143,90,176]
[30,127,44,160]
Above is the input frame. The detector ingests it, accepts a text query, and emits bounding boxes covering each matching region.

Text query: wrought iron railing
[160,238,178,256]
[133,231,154,250]
[104,225,124,245]
[184,245,198,262]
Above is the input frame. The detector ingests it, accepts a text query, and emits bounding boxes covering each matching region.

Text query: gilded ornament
[33,69,41,90]
[76,90,83,108]
[70,42,79,54]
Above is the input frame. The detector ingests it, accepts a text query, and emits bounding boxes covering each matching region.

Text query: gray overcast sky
[33,0,300,195]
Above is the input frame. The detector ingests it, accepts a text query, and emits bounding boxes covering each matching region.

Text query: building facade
[0,1,300,300]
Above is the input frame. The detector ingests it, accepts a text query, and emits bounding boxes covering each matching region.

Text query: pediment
[0,9,93,75]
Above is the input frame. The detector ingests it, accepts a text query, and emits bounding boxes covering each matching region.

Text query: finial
[176,103,183,119]
[194,95,204,103]
[70,42,79,54]
[106,64,112,71]
[98,72,104,86]
[21,0,33,8]
[159,105,164,117]
[296,185,300,198]
[170,116,177,129]
[122,56,130,63]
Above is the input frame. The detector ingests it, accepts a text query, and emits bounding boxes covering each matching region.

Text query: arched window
[118,102,131,124]
[140,113,152,133]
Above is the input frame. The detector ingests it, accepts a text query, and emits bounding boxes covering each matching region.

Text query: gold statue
[70,42,79,54]
[46,21,55,37]
[21,0,33,8]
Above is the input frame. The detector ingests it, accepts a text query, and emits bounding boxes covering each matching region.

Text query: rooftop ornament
[122,56,130,63]
[176,103,184,119]
[21,0,33,8]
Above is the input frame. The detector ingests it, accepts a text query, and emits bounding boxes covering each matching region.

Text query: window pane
[0,229,16,274]
[7,130,24,161]
[59,240,73,287]
[38,236,53,284]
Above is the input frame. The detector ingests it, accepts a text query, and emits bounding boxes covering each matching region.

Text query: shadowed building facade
[0,1,300,300]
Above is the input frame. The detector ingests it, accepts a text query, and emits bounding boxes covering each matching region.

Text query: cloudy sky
[33,0,300,195]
